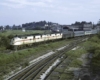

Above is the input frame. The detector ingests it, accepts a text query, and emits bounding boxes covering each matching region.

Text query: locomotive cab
[10,37,22,46]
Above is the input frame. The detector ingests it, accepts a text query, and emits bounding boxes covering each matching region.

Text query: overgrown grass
[60,72,74,80]
[82,34,100,73]
[65,48,85,68]
[0,30,46,36]
[57,43,87,79]
[66,48,87,59]
[69,59,82,67]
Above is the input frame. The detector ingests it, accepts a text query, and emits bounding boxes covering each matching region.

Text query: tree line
[0,21,55,30]
[1,20,99,31]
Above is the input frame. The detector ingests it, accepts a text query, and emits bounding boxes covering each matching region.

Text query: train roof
[14,33,41,37]
[14,32,62,38]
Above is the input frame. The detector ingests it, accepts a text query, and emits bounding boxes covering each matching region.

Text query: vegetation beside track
[0,38,72,80]
[48,40,87,80]
[65,47,86,67]
[82,34,100,74]
[55,44,87,80]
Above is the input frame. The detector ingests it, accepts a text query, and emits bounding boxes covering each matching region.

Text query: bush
[69,59,82,67]
[60,73,73,80]
[90,36,100,43]
[0,47,6,51]
[0,34,12,50]
[66,48,86,58]
[84,34,100,73]
[22,61,29,68]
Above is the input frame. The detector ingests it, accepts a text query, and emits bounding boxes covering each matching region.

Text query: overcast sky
[0,0,100,26]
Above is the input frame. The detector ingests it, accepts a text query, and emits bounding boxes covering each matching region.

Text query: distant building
[62,25,79,31]
[0,26,5,31]
[83,23,93,30]
[96,25,100,33]
[51,24,62,33]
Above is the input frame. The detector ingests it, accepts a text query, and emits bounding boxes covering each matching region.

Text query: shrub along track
[7,37,87,80]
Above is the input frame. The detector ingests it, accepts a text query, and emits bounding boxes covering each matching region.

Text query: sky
[0,0,100,26]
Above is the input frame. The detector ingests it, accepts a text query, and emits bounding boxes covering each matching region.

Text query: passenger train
[10,33,63,46]
[10,29,99,47]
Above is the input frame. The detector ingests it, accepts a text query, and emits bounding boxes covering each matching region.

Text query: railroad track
[7,37,88,80]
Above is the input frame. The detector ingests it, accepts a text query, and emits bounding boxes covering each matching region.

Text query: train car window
[68,29,73,31]
[63,27,69,29]
[74,29,79,31]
